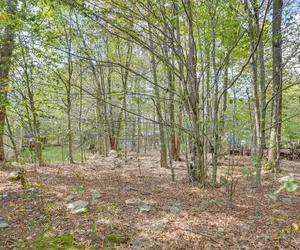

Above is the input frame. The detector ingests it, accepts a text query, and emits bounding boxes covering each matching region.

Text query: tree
[0,0,17,165]
[268,0,283,167]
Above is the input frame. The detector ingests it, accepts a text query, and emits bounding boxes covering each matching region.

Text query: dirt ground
[0,151,300,250]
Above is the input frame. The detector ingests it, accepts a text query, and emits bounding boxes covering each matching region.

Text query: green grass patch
[20,146,83,163]
[20,234,84,250]
[107,234,130,244]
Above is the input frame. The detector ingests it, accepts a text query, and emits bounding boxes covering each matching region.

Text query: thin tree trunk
[268,0,283,167]
[147,12,168,168]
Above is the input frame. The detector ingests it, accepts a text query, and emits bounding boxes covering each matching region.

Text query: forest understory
[0,151,300,250]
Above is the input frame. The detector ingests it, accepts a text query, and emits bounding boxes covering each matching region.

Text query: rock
[1,193,8,198]
[71,208,88,214]
[131,239,144,246]
[11,162,19,168]
[0,223,9,229]
[267,194,278,201]
[220,187,227,194]
[125,199,140,205]
[173,203,182,208]
[67,200,89,211]
[7,171,20,181]
[282,197,292,203]
[169,205,181,213]
[122,186,137,191]
[92,193,102,200]
[139,205,151,212]
[127,156,133,161]
[65,195,75,202]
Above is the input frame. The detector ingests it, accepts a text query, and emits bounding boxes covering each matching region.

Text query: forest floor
[0,150,300,250]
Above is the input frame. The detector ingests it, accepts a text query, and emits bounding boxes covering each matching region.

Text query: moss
[107,234,129,244]
[21,234,84,250]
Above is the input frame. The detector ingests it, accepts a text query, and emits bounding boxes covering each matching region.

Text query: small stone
[0,223,9,229]
[122,186,137,191]
[139,205,151,212]
[65,195,75,202]
[169,206,181,213]
[67,200,89,210]
[131,239,144,246]
[11,162,19,168]
[282,197,292,203]
[7,171,20,181]
[173,203,182,208]
[71,208,88,214]
[220,187,227,193]
[92,193,102,200]
[267,194,278,201]
[2,193,8,198]
[125,199,140,205]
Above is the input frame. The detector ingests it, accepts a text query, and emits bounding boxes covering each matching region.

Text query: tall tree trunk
[245,0,261,186]
[0,0,17,165]
[147,9,168,168]
[268,0,283,167]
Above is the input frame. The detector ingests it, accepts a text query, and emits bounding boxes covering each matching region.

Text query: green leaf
[275,181,298,194]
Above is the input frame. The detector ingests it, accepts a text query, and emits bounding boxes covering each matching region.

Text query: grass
[18,234,84,250]
[20,146,84,163]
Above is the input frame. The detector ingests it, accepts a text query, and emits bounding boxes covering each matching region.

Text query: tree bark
[268,0,283,167]
[0,0,17,165]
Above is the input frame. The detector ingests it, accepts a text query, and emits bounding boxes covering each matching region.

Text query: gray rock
[139,205,151,212]
[267,194,278,201]
[125,199,140,205]
[131,239,144,246]
[11,162,19,168]
[67,200,89,210]
[220,187,227,193]
[122,186,137,191]
[173,203,182,208]
[0,223,9,229]
[92,193,102,200]
[65,195,75,202]
[1,193,8,198]
[169,206,181,213]
[282,197,292,203]
[7,171,20,181]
